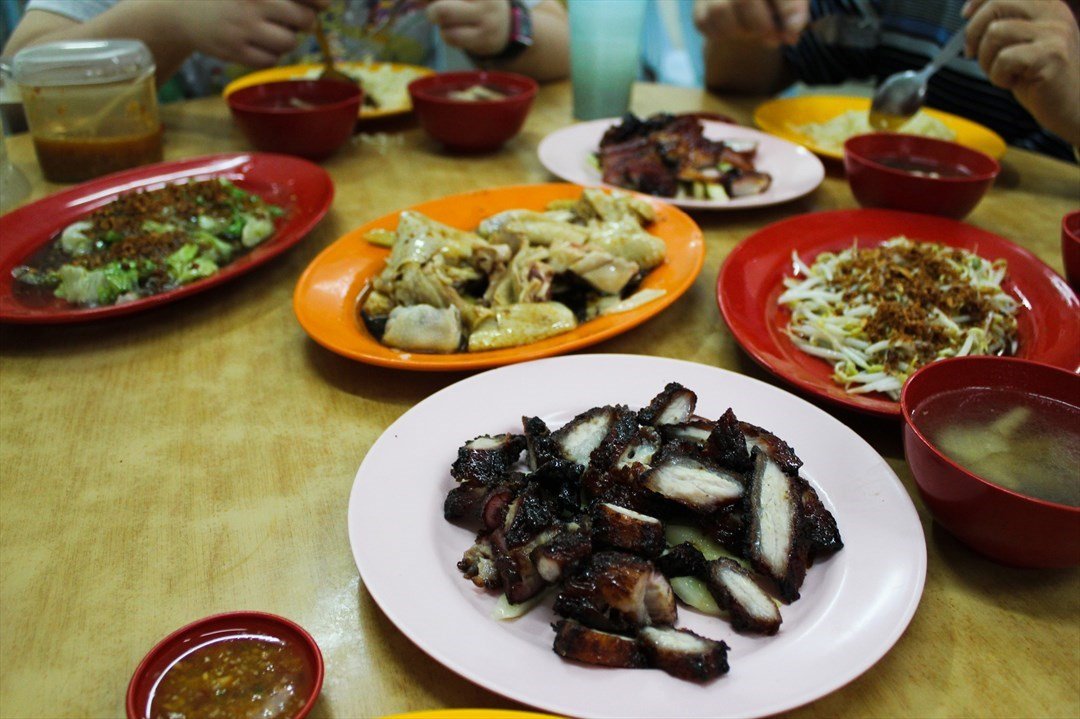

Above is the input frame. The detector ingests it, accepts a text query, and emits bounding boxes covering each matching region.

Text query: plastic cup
[12,40,162,183]
[568,0,648,120]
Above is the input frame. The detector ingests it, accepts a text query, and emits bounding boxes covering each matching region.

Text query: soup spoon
[869,22,967,131]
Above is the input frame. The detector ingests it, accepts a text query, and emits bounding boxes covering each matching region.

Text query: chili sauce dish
[126,611,324,719]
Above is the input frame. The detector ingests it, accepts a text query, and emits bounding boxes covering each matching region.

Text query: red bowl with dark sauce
[844,134,1000,219]
[228,79,362,160]
[408,70,537,152]
[127,611,324,719]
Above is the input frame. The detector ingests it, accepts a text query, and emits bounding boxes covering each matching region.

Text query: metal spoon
[869,22,967,130]
[313,16,356,85]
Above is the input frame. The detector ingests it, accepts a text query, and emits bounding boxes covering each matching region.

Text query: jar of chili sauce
[12,40,163,183]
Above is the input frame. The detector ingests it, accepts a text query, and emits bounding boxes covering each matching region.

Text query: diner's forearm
[702,36,790,95]
[493,1,570,82]
[3,5,193,85]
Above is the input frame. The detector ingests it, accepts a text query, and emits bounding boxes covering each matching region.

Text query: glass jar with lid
[12,39,163,183]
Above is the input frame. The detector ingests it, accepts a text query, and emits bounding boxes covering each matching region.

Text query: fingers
[974,18,1036,71]
[694,0,807,46]
[984,40,1042,89]
[261,0,319,32]
[964,0,1035,56]
[426,0,510,56]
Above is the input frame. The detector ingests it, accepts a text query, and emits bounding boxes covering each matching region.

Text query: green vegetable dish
[13,179,285,307]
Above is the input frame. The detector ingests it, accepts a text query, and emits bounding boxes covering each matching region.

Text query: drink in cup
[569,0,648,120]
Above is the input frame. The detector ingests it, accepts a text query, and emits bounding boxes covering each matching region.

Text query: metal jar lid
[12,39,154,87]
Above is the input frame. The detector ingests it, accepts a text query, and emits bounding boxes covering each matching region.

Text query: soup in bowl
[901,356,1080,568]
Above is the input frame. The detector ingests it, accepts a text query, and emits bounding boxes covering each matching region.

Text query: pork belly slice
[551,405,620,467]
[522,415,558,470]
[491,527,558,604]
[587,406,641,474]
[725,170,772,198]
[795,475,843,561]
[591,502,666,558]
[503,482,559,547]
[659,418,715,445]
[555,551,677,632]
[704,558,782,635]
[552,619,647,669]
[614,427,663,469]
[444,479,522,529]
[458,533,500,589]
[655,542,707,579]
[528,457,585,521]
[450,433,526,484]
[638,382,697,426]
[746,449,807,603]
[532,523,592,583]
[643,446,744,512]
[582,463,658,516]
[706,408,753,473]
[702,502,749,556]
[637,626,730,683]
[741,421,803,475]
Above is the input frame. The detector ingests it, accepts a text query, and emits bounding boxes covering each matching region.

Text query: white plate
[348,354,926,719]
[537,118,826,210]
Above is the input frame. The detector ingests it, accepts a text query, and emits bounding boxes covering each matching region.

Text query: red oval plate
[717,208,1080,418]
[0,153,333,324]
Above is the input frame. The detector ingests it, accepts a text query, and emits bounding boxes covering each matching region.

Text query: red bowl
[1063,209,1080,290]
[126,611,324,719]
[227,79,361,160]
[844,134,1000,219]
[408,70,537,152]
[901,356,1080,568]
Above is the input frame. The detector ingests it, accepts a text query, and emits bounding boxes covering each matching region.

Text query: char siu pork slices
[552,619,647,669]
[637,626,730,682]
[554,551,677,632]
[443,384,843,682]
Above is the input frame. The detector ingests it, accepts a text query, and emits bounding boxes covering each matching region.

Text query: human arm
[3,0,329,86]
[693,0,809,94]
[963,0,1080,147]
[425,0,569,82]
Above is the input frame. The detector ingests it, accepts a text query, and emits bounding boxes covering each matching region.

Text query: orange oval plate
[222,62,434,120]
[754,95,1007,161]
[293,184,705,370]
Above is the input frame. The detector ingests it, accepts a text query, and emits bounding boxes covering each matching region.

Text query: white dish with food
[537,118,825,210]
[347,354,926,718]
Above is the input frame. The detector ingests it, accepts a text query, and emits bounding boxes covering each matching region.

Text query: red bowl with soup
[844,134,1000,219]
[126,611,324,719]
[1063,209,1080,290]
[408,70,537,152]
[901,356,1080,568]
[227,79,362,160]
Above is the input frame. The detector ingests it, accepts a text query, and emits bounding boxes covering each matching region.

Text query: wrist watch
[485,0,534,62]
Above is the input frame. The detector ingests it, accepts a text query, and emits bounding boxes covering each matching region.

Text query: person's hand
[693,0,810,47]
[426,0,513,58]
[963,0,1080,145]
[178,0,330,68]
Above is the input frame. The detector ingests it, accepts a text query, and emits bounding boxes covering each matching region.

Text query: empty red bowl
[408,70,537,152]
[227,79,361,160]
[1063,209,1080,289]
[901,356,1080,568]
[844,134,1000,219]
[126,611,324,719]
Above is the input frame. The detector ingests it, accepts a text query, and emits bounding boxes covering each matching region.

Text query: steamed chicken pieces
[361,189,666,353]
[443,384,844,682]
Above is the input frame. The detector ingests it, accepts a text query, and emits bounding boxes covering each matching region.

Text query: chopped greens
[13,178,285,307]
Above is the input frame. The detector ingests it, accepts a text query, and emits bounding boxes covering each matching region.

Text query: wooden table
[1,81,1078,719]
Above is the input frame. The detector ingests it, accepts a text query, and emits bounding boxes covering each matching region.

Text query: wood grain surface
[1,81,1077,719]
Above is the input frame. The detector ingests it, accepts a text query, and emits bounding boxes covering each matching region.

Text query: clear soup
[913,387,1080,507]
